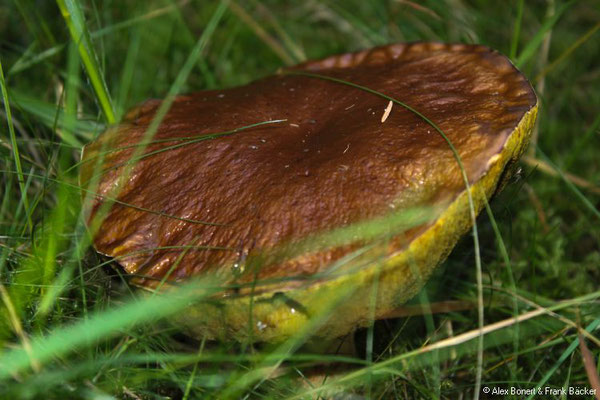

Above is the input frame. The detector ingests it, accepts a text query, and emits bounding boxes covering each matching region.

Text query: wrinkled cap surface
[81,42,536,290]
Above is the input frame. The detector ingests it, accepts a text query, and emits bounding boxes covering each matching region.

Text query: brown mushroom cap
[81,42,537,340]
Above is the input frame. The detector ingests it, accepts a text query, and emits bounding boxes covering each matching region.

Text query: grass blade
[0,278,220,379]
[536,148,600,220]
[535,20,600,83]
[509,0,524,59]
[9,90,103,142]
[56,0,116,124]
[525,317,600,400]
[0,60,33,233]
[515,0,573,68]
[228,1,295,65]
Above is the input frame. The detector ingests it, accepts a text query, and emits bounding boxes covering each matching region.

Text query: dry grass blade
[524,317,600,400]
[92,0,191,38]
[252,0,306,62]
[523,183,550,233]
[527,0,554,158]
[536,21,600,83]
[578,330,600,400]
[515,0,572,68]
[393,0,441,20]
[0,284,39,373]
[487,285,600,347]
[381,300,474,319]
[523,155,600,196]
[423,309,544,350]
[228,1,295,65]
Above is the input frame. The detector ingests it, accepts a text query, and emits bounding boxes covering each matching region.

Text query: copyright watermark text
[482,385,596,397]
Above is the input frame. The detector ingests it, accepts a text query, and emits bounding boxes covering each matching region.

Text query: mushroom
[80,42,537,341]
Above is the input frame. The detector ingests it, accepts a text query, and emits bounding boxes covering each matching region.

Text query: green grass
[1,0,600,399]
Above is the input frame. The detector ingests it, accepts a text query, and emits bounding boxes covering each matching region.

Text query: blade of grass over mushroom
[282,70,486,395]
[106,0,228,165]
[0,60,33,234]
[366,256,385,393]
[150,236,209,294]
[515,0,573,68]
[0,170,220,226]
[0,277,223,380]
[116,244,236,261]
[82,0,228,245]
[56,244,236,288]
[75,119,287,177]
[218,272,367,398]
[226,205,435,290]
[2,155,220,327]
[36,42,98,317]
[121,204,432,291]
[56,0,116,124]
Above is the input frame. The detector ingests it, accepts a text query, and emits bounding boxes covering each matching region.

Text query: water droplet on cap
[257,321,267,331]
